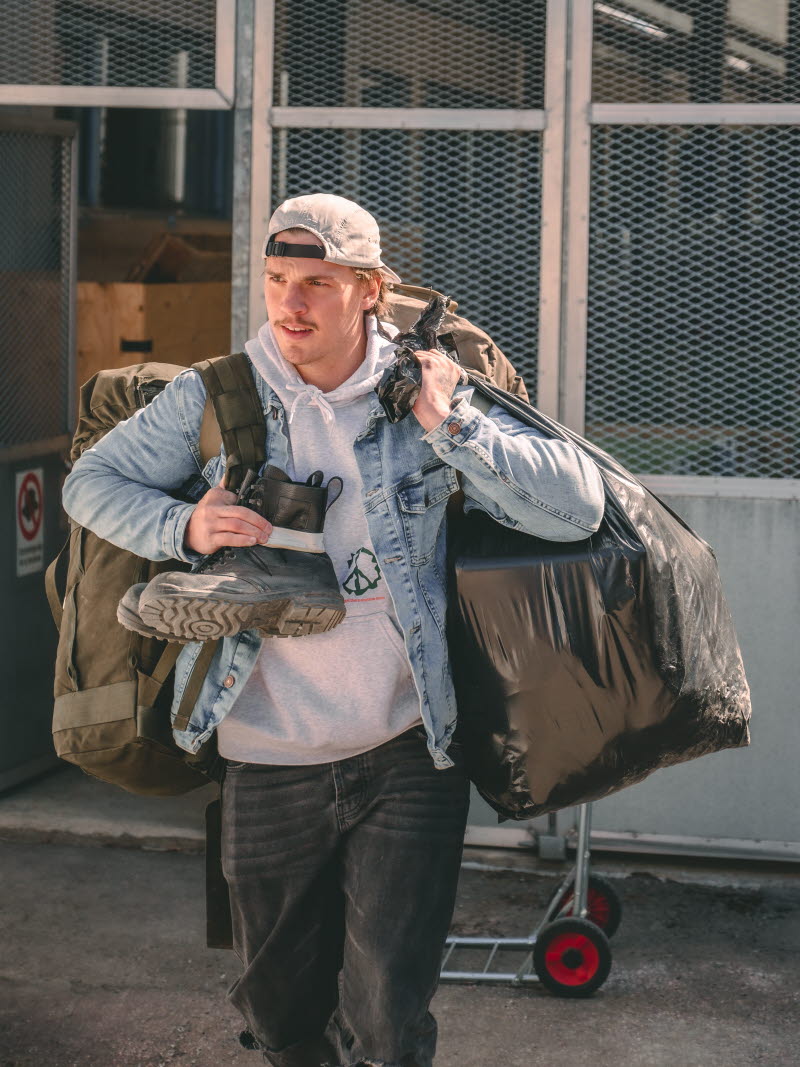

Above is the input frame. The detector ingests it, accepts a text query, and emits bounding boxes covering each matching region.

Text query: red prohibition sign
[17,471,43,542]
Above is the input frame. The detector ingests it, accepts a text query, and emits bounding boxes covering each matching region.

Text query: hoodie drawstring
[286,387,336,425]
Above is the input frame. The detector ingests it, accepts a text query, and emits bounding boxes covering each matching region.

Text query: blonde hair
[352,267,389,318]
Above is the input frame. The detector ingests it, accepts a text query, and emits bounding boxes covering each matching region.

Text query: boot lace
[196,546,239,573]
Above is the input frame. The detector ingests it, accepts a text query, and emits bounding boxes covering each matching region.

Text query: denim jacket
[62,362,604,770]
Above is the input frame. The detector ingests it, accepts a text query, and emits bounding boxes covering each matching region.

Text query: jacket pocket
[396,462,457,565]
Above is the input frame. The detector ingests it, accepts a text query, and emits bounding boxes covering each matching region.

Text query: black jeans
[220,724,471,1067]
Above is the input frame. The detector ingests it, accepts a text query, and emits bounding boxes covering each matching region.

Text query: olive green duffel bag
[46,353,267,796]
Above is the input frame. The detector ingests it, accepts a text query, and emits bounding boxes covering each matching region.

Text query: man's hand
[185,479,272,556]
[411,350,468,432]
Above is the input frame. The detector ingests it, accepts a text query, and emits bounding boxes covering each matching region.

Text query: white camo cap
[264,193,401,283]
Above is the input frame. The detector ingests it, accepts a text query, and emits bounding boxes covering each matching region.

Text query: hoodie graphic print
[215,316,423,765]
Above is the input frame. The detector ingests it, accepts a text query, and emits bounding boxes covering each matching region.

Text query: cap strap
[264,239,326,260]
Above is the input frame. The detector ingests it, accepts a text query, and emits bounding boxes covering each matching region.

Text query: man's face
[264,229,377,379]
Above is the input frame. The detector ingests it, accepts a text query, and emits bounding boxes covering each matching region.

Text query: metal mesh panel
[275,128,541,395]
[274,0,547,108]
[0,131,72,447]
[585,124,800,478]
[594,1,800,104]
[0,0,216,89]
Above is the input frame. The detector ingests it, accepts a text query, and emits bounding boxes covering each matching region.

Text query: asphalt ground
[2,839,798,1067]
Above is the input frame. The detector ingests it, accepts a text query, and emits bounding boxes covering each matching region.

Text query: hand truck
[440,803,622,997]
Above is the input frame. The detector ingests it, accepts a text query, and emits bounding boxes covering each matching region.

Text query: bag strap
[171,352,265,728]
[45,535,71,627]
[465,373,574,443]
[151,642,183,686]
[390,282,458,312]
[463,373,632,522]
[193,353,267,494]
[173,639,222,732]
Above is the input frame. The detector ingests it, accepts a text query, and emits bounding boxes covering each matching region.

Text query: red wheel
[533,917,612,997]
[549,875,622,938]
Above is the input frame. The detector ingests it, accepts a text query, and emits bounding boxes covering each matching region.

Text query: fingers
[208,531,266,551]
[416,350,464,376]
[209,514,272,547]
[416,350,462,389]
[414,349,448,365]
[213,518,270,539]
[216,505,272,533]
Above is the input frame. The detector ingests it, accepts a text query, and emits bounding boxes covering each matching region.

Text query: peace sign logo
[343,547,382,596]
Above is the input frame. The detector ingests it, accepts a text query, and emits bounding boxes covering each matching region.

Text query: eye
[308,280,327,287]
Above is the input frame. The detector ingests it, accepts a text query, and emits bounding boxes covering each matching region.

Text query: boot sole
[117,605,191,644]
[139,595,345,641]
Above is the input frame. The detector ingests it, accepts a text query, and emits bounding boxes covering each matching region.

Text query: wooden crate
[76,280,232,388]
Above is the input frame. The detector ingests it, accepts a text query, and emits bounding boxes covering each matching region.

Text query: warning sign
[16,468,44,577]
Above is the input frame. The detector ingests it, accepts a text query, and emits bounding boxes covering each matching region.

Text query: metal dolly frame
[441,803,621,997]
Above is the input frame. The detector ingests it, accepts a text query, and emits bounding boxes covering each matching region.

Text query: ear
[360,274,381,309]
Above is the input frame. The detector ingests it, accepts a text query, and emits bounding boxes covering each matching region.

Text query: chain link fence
[271,1,548,394]
[0,128,73,447]
[585,124,800,479]
[273,0,547,108]
[0,0,217,89]
[276,127,541,392]
[593,0,798,104]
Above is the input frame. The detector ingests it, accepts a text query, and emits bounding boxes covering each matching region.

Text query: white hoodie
[215,316,423,764]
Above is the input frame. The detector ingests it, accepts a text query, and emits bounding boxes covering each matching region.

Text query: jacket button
[223,675,235,688]
[448,422,462,435]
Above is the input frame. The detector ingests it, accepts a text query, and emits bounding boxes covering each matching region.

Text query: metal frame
[558,0,800,493]
[246,0,275,340]
[535,0,569,419]
[65,127,78,433]
[591,103,800,125]
[0,113,76,137]
[232,0,800,476]
[234,0,552,348]
[269,107,546,131]
[0,0,235,108]
[642,475,800,500]
[560,0,594,433]
[230,0,255,349]
[441,804,595,985]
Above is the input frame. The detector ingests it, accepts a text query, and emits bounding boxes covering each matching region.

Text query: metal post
[65,128,79,433]
[231,0,260,349]
[247,0,275,340]
[560,0,594,433]
[573,802,592,918]
[538,810,567,861]
[536,0,569,418]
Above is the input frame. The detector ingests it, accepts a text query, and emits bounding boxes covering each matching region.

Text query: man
[62,193,604,1066]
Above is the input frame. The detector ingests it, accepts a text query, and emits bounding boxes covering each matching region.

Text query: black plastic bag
[377,293,452,423]
[447,379,751,820]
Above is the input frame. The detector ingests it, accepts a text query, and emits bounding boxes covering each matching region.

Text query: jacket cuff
[162,501,203,564]
[420,396,482,452]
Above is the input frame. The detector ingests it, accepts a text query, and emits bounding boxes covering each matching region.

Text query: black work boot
[137,467,345,642]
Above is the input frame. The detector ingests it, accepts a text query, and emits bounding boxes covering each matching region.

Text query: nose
[282,281,308,316]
